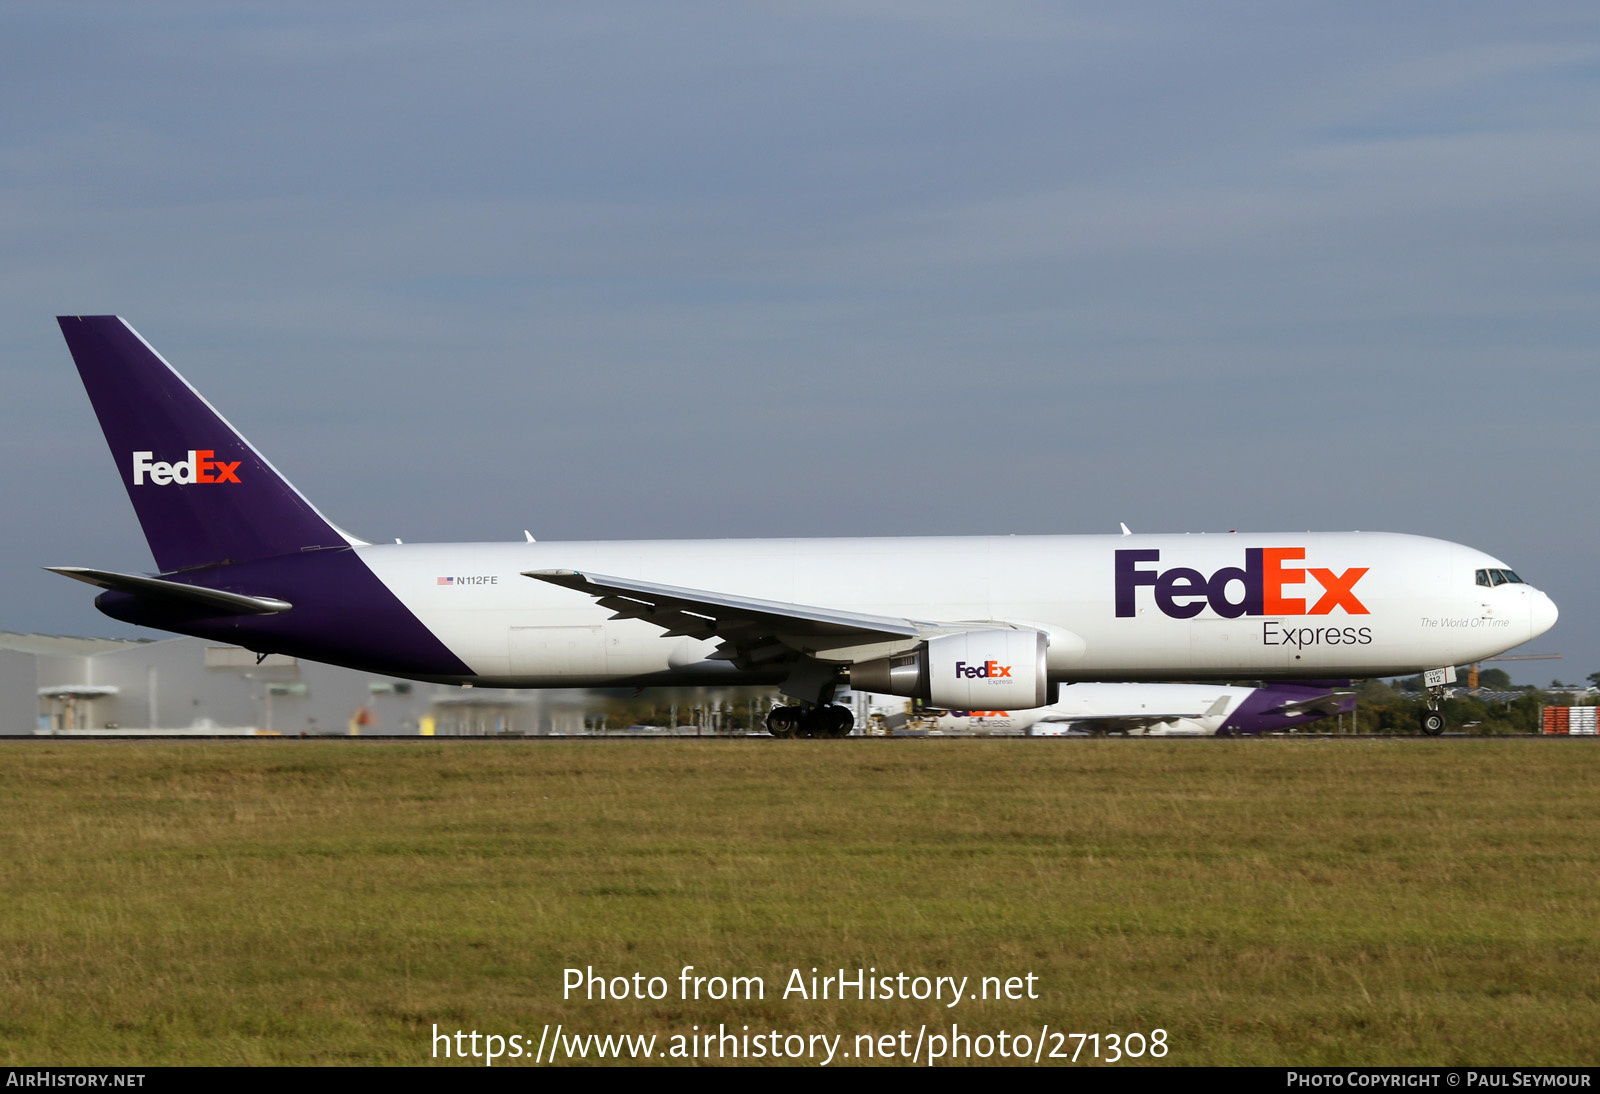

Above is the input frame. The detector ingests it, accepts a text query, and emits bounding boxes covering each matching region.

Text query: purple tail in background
[1218,682,1358,735]
[56,316,359,573]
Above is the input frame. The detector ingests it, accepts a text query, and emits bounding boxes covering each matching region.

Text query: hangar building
[0,632,593,736]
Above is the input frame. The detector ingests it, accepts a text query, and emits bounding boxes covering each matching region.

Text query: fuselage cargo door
[509,625,607,680]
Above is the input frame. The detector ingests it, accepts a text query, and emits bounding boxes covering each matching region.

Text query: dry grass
[0,738,1595,1066]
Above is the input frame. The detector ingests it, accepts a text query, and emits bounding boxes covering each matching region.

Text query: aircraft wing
[1036,713,1190,734]
[1034,695,1232,735]
[1272,694,1352,718]
[524,568,930,665]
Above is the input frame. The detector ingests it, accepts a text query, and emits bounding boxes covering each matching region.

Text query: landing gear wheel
[772,704,852,738]
[797,707,828,738]
[824,705,854,738]
[766,706,802,738]
[1420,710,1446,736]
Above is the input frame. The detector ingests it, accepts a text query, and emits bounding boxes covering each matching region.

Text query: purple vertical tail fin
[57,316,362,573]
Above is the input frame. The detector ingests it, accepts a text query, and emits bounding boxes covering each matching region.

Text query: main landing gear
[766,704,854,738]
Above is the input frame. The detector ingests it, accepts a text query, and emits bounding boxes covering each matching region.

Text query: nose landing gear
[1419,666,1456,735]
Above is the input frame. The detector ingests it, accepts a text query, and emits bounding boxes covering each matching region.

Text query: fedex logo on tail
[131,450,241,486]
[956,660,1012,679]
[1115,548,1368,619]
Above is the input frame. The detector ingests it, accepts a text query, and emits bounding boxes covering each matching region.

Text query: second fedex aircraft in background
[50,317,1557,737]
[867,681,1355,737]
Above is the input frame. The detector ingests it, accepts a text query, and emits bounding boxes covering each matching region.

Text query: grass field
[0,738,1595,1066]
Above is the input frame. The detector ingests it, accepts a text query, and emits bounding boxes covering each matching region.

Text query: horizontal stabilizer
[46,566,292,615]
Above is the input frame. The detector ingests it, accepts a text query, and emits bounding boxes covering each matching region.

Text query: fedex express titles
[1116,547,1374,648]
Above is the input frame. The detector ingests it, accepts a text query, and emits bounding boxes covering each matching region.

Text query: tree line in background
[1352,667,1595,735]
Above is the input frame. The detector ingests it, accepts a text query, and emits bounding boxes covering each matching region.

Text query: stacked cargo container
[1542,706,1599,734]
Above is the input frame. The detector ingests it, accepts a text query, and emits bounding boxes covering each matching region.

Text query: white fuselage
[357,530,1556,687]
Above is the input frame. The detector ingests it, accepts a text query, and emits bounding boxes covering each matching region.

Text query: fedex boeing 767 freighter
[50,317,1557,737]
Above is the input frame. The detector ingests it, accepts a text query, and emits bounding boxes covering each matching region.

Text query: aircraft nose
[1530,588,1559,640]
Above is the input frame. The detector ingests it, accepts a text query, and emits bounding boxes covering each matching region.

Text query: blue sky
[3,3,1595,684]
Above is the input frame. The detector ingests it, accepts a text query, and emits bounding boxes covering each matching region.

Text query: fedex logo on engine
[955,660,1012,679]
[131,450,242,486]
[1115,548,1368,619]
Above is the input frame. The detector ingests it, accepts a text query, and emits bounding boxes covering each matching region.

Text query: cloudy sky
[3,3,1595,685]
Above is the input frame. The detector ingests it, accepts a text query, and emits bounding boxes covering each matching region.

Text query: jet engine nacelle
[849,628,1051,709]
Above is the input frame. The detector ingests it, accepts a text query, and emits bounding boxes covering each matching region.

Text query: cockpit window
[1476,569,1491,587]
[1477,568,1526,587]
[1490,569,1506,586]
[1502,570,1523,584]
